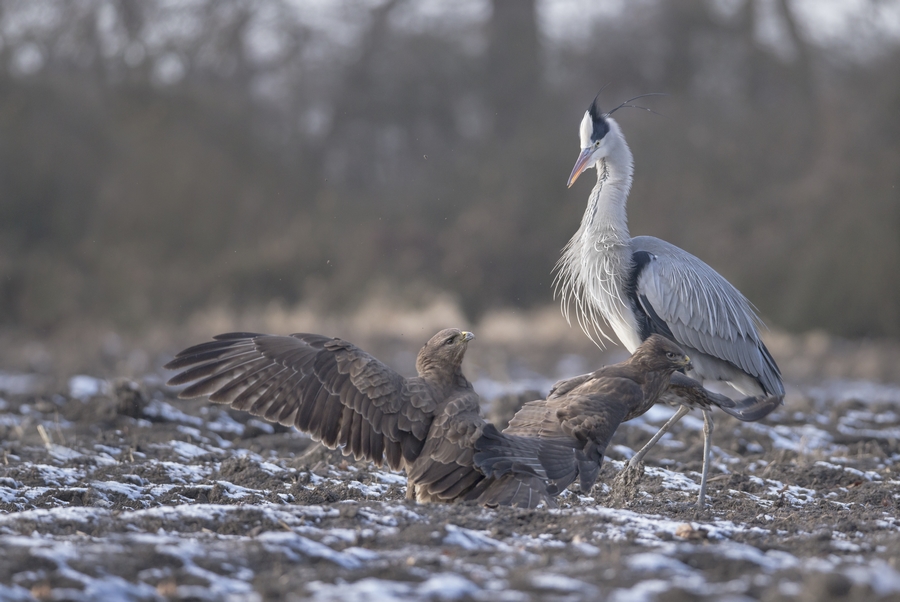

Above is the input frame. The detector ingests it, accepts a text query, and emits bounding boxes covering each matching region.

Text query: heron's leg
[697,409,713,509]
[627,405,691,469]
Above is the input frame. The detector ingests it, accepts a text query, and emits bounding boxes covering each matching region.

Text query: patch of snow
[843,409,899,426]
[0,373,42,396]
[47,445,84,462]
[473,376,553,402]
[0,487,19,503]
[0,583,33,601]
[609,444,635,459]
[808,380,900,407]
[373,471,407,485]
[443,525,509,551]
[246,418,275,434]
[258,531,362,569]
[142,399,204,427]
[153,539,261,600]
[743,422,834,452]
[530,573,596,593]
[627,552,695,574]
[814,461,881,481]
[156,460,213,483]
[609,579,672,602]
[68,375,110,400]
[214,480,263,499]
[417,573,481,600]
[91,481,144,500]
[33,465,86,486]
[0,413,22,427]
[206,411,246,434]
[308,573,480,602]
[168,440,218,459]
[844,559,900,595]
[347,480,390,497]
[572,541,600,556]
[837,422,900,441]
[643,465,701,493]
[258,461,285,475]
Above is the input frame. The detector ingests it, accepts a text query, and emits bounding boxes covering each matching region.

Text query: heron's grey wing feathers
[165,333,431,469]
[632,236,783,397]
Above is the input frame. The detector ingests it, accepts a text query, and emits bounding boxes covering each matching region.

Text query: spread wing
[632,236,783,399]
[165,332,436,469]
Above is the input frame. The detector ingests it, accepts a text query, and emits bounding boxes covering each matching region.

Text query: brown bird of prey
[165,328,554,508]
[474,334,692,499]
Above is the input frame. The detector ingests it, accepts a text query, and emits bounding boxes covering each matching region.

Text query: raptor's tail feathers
[473,472,558,509]
[473,423,548,480]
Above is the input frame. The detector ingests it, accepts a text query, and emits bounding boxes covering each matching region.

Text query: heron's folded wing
[165,333,433,469]
[631,236,783,398]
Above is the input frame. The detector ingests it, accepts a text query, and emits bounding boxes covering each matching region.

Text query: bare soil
[1,373,899,601]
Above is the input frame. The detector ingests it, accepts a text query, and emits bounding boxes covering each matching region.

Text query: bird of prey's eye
[665,351,677,360]
[444,336,456,346]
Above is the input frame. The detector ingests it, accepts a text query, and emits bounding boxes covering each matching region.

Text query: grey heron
[555,95,784,508]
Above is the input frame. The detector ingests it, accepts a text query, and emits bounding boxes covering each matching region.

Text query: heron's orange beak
[567,148,594,188]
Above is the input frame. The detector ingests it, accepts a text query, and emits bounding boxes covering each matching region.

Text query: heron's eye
[593,140,601,148]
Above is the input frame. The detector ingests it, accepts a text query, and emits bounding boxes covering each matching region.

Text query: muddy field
[1,364,900,601]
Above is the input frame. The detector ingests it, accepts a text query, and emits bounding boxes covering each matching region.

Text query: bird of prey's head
[416,328,475,377]
[632,334,692,373]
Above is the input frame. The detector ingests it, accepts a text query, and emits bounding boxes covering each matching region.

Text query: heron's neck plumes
[554,126,635,346]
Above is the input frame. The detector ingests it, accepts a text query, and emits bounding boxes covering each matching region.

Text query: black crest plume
[587,85,611,142]
[606,92,667,118]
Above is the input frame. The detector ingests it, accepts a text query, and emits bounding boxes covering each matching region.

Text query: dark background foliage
[1,0,898,338]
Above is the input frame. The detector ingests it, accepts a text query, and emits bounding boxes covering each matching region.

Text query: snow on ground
[0,378,899,600]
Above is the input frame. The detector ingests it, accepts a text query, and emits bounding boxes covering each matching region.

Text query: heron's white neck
[584,134,633,244]
[555,122,638,347]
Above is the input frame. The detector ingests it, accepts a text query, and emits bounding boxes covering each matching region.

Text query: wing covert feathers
[167,329,690,509]
[166,333,426,471]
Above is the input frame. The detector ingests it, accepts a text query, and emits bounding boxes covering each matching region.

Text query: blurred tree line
[0,0,898,338]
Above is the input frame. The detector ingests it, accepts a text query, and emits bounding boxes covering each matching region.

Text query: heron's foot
[609,461,645,507]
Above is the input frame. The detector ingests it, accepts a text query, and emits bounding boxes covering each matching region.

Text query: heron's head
[567,97,625,187]
[633,334,692,373]
[568,92,663,187]
[416,328,475,375]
